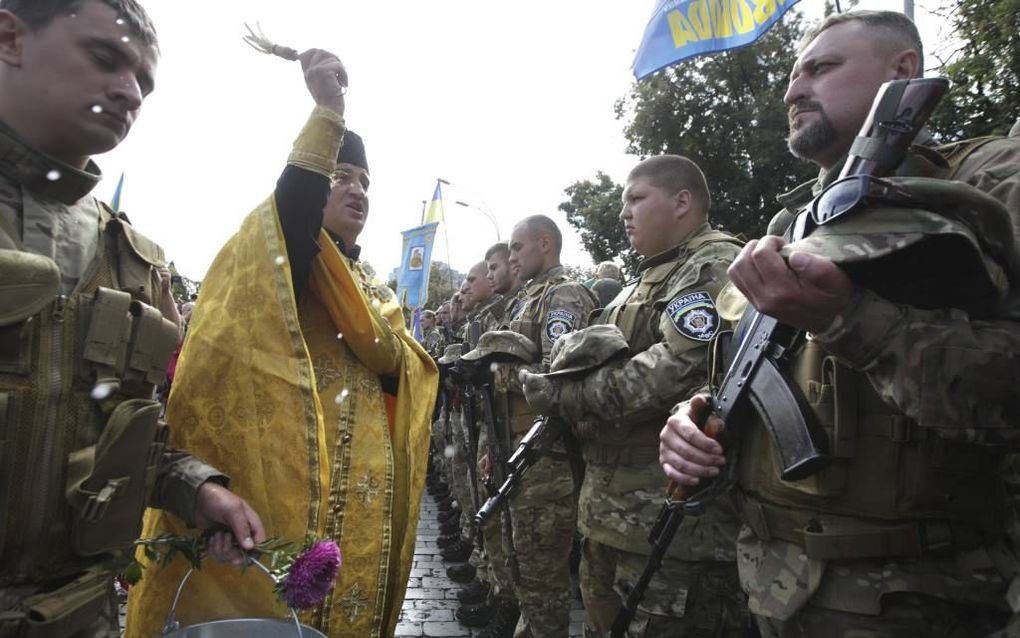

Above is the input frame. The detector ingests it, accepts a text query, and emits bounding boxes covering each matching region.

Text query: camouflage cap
[0,249,59,326]
[437,343,464,366]
[545,324,629,378]
[781,176,1017,318]
[461,330,538,364]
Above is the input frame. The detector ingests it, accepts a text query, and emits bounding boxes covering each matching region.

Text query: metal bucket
[160,559,326,638]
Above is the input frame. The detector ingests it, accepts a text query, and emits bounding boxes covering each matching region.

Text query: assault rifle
[610,77,951,638]
[456,324,484,527]
[476,377,521,582]
[475,415,571,526]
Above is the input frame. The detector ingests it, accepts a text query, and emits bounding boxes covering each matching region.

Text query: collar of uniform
[794,127,938,203]
[0,119,101,205]
[776,178,819,212]
[326,230,362,261]
[526,265,565,290]
[636,222,713,273]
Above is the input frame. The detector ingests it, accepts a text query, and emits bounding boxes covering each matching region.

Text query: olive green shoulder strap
[934,136,1002,179]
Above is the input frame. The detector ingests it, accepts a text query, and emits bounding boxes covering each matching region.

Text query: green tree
[558,173,637,275]
[929,0,1020,140]
[426,261,463,309]
[616,13,815,240]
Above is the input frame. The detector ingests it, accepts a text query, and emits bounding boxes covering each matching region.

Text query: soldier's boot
[437,532,460,549]
[457,578,491,605]
[440,516,461,534]
[476,597,520,638]
[446,562,477,583]
[438,507,461,524]
[456,597,496,627]
[441,538,474,562]
[427,479,448,495]
[438,496,456,512]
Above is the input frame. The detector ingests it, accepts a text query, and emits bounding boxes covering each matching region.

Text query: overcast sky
[93,0,942,284]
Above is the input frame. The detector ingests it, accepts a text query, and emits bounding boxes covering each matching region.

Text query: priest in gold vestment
[124,49,438,638]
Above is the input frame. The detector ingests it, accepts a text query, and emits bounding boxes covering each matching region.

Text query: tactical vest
[582,230,742,464]
[0,207,178,628]
[738,141,1009,562]
[506,272,585,434]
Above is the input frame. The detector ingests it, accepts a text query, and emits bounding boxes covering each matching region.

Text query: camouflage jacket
[555,224,744,558]
[740,138,1020,620]
[422,326,445,360]
[470,293,506,338]
[504,266,596,505]
[0,120,225,589]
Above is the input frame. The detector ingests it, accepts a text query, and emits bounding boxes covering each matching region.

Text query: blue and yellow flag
[632,0,800,80]
[110,172,125,212]
[396,222,439,309]
[423,183,445,224]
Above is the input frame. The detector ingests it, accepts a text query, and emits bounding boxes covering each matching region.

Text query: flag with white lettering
[632,0,801,79]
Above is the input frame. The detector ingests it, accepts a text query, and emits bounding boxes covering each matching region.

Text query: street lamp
[455,200,500,241]
[435,176,501,241]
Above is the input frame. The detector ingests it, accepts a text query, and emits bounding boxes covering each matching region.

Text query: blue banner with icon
[632,0,801,80]
[396,222,439,309]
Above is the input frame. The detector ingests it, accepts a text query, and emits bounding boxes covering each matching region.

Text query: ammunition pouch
[82,287,178,404]
[739,338,1004,556]
[65,398,167,557]
[106,215,165,306]
[0,567,113,638]
[0,250,59,328]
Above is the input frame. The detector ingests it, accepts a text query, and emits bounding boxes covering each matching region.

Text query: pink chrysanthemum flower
[280,540,342,609]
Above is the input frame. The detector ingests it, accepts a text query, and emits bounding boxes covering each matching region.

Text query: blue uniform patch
[666,291,718,342]
[545,309,576,342]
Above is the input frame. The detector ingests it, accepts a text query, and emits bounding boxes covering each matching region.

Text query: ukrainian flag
[110,172,125,212]
[424,182,445,224]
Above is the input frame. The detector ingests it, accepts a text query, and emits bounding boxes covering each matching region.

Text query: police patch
[545,309,576,342]
[666,291,718,342]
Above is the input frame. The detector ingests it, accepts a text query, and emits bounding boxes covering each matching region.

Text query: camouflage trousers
[470,499,517,597]
[450,411,479,539]
[507,456,577,638]
[579,539,746,638]
[755,592,1007,638]
[470,438,516,597]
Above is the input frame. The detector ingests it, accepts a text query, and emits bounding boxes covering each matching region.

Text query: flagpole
[430,178,457,297]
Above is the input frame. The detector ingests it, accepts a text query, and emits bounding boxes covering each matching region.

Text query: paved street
[396,495,585,637]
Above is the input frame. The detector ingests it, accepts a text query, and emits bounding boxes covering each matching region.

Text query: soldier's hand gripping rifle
[610,77,950,638]
[475,415,571,526]
[458,330,540,577]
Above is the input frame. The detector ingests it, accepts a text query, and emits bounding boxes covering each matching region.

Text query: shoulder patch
[545,309,577,342]
[666,290,718,342]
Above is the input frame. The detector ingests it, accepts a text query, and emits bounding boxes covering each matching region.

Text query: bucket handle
[161,557,304,636]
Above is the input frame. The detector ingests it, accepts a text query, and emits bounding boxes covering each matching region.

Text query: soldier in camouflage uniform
[0,2,265,635]
[495,215,596,638]
[421,309,446,359]
[455,243,527,636]
[661,11,1020,637]
[441,270,488,570]
[444,263,504,574]
[523,156,747,637]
